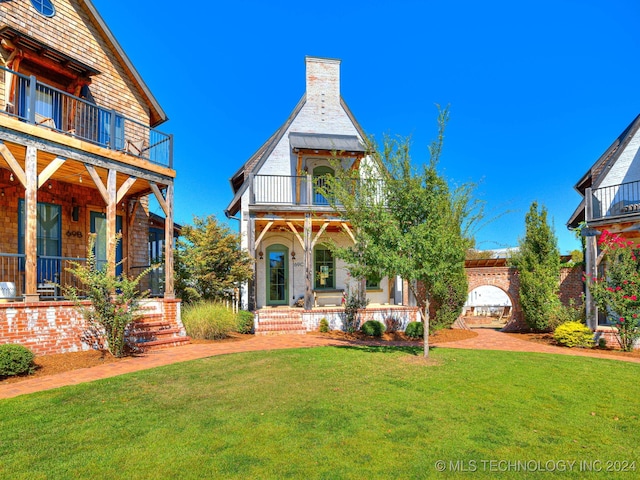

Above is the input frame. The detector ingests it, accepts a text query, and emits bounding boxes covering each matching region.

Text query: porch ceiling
[0,140,153,198]
[255,217,350,234]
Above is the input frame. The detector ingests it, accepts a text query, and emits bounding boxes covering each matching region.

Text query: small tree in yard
[589,230,640,351]
[64,234,155,357]
[175,215,254,305]
[323,106,480,357]
[511,201,561,332]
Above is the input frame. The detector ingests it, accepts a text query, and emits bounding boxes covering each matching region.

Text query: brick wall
[0,298,183,356]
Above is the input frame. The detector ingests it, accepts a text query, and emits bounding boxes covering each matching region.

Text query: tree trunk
[423,301,430,358]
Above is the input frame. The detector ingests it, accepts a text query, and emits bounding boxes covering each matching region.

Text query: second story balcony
[0,66,173,168]
[587,179,640,223]
[249,174,386,210]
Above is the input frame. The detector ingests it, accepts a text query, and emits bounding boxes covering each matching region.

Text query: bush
[405,321,424,339]
[548,300,585,332]
[360,320,385,337]
[182,302,237,340]
[384,316,401,333]
[553,321,594,348]
[236,310,254,334]
[319,318,330,333]
[0,344,35,377]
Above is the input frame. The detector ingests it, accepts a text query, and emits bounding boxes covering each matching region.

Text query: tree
[324,106,479,357]
[511,201,561,331]
[175,215,254,304]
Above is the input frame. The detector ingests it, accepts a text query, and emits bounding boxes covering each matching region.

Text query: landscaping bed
[311,327,478,343]
[506,331,640,359]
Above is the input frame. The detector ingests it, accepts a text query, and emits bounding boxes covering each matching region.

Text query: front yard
[1,346,639,478]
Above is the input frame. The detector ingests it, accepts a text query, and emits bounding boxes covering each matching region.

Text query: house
[568,113,640,341]
[0,0,187,354]
[226,56,418,333]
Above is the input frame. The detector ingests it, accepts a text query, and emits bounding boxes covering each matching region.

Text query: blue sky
[93,0,640,254]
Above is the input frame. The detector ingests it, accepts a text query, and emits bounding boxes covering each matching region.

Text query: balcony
[249,174,385,208]
[0,66,173,168]
[587,180,640,222]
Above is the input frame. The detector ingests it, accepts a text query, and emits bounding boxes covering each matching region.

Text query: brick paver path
[1,329,638,400]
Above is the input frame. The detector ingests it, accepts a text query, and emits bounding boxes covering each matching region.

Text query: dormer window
[30,0,56,18]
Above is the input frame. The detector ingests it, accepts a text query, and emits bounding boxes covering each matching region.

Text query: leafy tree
[511,202,561,331]
[175,215,254,304]
[323,106,478,356]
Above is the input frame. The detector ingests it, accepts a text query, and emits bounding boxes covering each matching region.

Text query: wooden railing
[0,66,173,168]
[587,180,640,221]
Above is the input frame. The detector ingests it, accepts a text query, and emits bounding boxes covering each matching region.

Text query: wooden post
[164,182,175,299]
[585,235,597,329]
[24,146,38,302]
[304,214,313,310]
[106,169,117,278]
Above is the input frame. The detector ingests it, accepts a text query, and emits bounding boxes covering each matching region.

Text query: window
[314,247,335,289]
[30,0,56,17]
[366,274,381,290]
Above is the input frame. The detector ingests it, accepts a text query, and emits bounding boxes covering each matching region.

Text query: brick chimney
[305,56,341,111]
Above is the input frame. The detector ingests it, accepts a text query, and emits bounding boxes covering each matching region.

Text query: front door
[90,211,123,276]
[266,244,288,305]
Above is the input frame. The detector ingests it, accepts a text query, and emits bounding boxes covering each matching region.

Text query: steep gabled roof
[82,1,167,127]
[567,113,640,229]
[225,94,368,217]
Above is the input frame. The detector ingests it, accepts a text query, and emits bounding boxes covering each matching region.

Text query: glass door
[266,244,288,305]
[90,212,123,276]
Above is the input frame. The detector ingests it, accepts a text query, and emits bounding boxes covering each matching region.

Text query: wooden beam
[304,214,313,310]
[150,182,168,216]
[106,169,117,278]
[85,163,108,203]
[164,183,175,298]
[116,176,137,204]
[286,221,305,250]
[341,222,356,244]
[350,155,362,171]
[37,156,65,188]
[254,221,274,249]
[0,141,26,187]
[311,222,329,249]
[24,146,38,301]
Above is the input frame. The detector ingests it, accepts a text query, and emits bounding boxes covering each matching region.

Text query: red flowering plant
[587,230,640,351]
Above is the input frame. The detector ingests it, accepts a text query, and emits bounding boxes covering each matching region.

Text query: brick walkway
[1,329,639,400]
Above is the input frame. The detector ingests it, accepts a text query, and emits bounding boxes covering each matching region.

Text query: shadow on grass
[335,344,427,356]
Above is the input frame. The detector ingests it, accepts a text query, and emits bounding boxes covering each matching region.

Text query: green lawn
[1,346,639,479]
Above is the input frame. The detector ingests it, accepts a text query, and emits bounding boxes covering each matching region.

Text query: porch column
[163,182,175,299]
[585,235,598,330]
[304,214,313,310]
[106,169,117,278]
[24,146,38,302]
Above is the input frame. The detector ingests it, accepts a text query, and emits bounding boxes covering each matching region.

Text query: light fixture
[79,175,82,183]
[48,182,52,189]
[72,205,80,222]
[9,173,14,182]
[0,188,4,197]
[258,250,264,260]
[291,251,296,260]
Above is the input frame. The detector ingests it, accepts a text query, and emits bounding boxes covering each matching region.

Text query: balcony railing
[250,174,386,207]
[0,253,88,300]
[588,180,640,222]
[0,66,173,168]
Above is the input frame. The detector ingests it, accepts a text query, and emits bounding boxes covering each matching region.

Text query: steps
[255,311,306,335]
[127,313,190,351]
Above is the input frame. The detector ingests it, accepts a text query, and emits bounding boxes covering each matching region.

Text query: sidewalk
[1,329,639,400]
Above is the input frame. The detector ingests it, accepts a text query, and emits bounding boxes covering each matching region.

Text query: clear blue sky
[93,0,640,254]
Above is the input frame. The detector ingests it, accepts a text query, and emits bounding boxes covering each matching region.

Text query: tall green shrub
[182,302,237,340]
[512,202,561,331]
[64,234,155,357]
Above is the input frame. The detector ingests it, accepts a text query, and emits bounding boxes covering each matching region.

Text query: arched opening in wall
[463,285,513,328]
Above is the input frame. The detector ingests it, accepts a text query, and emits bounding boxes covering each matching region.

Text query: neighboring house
[568,113,640,334]
[0,0,186,354]
[226,56,418,333]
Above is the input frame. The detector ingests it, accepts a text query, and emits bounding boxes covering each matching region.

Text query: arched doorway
[463,285,513,327]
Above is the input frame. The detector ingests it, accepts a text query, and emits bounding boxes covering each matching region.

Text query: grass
[1,346,639,478]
